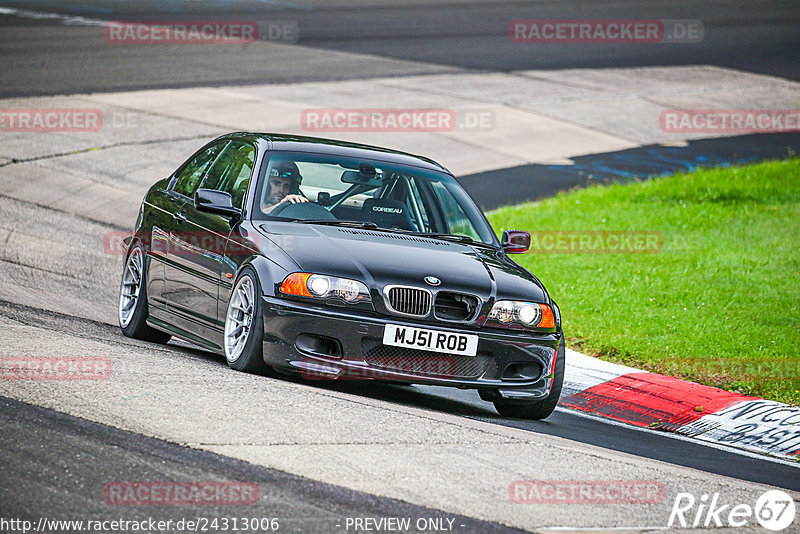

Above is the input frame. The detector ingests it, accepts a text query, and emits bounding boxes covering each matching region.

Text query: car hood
[257,222,548,303]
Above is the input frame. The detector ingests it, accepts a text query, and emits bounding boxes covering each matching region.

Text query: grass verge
[488,159,800,405]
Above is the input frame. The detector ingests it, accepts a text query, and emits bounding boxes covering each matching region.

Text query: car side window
[198,141,256,209]
[173,141,228,198]
[407,177,432,231]
[430,181,480,240]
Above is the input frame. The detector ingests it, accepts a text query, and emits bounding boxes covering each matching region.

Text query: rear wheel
[118,244,171,343]
[224,267,270,374]
[493,337,565,420]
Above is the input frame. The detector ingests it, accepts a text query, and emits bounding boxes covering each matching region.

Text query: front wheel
[224,267,270,374]
[118,244,171,344]
[493,337,565,420]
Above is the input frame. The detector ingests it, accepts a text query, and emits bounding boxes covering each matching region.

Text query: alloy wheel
[225,276,255,363]
[118,247,143,328]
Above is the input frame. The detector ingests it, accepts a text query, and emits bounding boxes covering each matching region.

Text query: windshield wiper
[408,232,501,249]
[295,219,379,230]
[409,232,474,244]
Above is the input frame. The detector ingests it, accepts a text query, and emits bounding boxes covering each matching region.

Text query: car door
[167,140,256,343]
[149,140,227,308]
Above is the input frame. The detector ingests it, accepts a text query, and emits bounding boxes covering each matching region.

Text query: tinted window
[430,181,481,240]
[198,141,256,208]
[173,141,227,197]
[408,177,432,232]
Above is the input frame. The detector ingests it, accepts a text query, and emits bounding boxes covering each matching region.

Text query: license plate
[382,324,478,356]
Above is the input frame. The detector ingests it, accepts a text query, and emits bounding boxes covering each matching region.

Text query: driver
[263,161,309,212]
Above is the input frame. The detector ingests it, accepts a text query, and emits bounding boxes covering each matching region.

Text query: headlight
[487,301,555,329]
[279,273,370,304]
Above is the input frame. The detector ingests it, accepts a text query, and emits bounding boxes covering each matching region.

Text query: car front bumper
[261,296,561,401]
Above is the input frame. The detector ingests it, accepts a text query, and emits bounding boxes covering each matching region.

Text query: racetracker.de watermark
[0,109,148,133]
[1,356,111,380]
[510,19,703,43]
[0,108,102,132]
[300,108,495,132]
[103,20,298,44]
[661,109,800,133]
[510,480,664,504]
[527,231,663,254]
[104,231,270,257]
[103,481,259,505]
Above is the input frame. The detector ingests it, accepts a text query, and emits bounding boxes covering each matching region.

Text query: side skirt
[147,309,224,354]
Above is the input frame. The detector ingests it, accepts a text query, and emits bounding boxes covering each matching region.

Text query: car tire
[118,242,172,344]
[223,267,270,374]
[493,337,565,420]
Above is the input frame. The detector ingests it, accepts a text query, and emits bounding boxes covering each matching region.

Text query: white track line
[0,7,106,26]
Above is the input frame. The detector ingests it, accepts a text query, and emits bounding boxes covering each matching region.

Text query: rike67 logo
[668,490,796,531]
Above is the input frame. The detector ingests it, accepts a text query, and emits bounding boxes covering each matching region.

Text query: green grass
[488,159,800,405]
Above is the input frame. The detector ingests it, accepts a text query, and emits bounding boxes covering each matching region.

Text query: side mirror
[194,189,241,218]
[502,230,530,254]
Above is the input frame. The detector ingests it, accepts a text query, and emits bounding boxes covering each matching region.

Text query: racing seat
[360,198,416,231]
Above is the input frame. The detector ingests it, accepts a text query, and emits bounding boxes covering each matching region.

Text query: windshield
[253,151,498,245]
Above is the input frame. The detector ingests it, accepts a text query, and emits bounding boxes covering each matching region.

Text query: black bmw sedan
[118,132,564,419]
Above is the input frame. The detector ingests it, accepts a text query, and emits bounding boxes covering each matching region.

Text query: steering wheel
[270,201,337,220]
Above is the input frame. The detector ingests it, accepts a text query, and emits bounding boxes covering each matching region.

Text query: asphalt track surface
[0,396,524,533]
[0,0,799,97]
[2,295,799,493]
[1,0,799,530]
[459,132,800,210]
[0,298,797,532]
